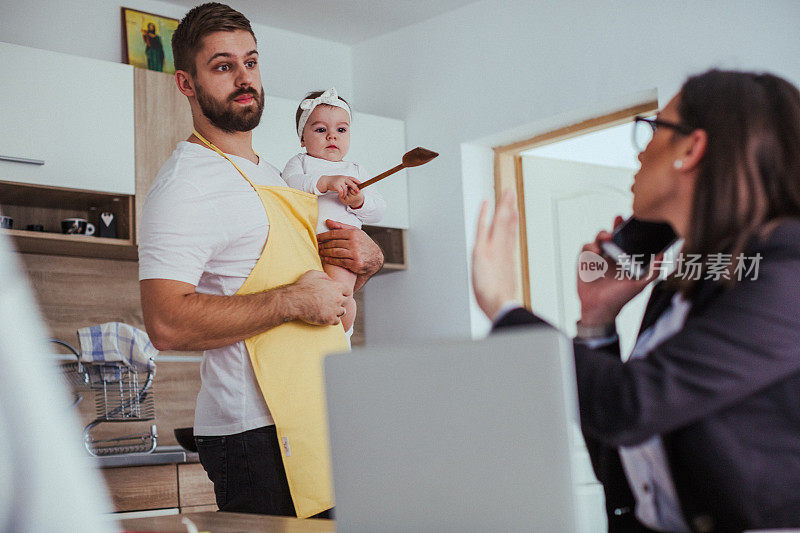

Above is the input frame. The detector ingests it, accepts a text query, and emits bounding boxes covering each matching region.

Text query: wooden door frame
[492,99,658,309]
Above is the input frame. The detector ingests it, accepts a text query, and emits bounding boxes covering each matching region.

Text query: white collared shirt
[618,293,692,532]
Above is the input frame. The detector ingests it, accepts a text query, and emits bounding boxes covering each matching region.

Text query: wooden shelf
[380,262,407,273]
[3,228,137,260]
[362,225,407,274]
[0,178,405,266]
[0,179,136,260]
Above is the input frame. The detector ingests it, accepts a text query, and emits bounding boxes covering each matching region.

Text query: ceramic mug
[61,218,95,235]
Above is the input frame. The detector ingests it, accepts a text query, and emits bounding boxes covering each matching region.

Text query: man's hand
[284,270,351,326]
[317,220,384,290]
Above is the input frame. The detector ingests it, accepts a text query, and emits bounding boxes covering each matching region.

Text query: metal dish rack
[54,339,158,456]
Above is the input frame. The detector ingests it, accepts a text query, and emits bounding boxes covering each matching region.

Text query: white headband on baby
[296,87,352,139]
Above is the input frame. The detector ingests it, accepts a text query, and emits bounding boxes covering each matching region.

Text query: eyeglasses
[632,116,694,152]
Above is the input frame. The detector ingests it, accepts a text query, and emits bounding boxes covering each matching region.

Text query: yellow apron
[193,131,348,518]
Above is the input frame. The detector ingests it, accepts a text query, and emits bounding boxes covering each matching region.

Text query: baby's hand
[342,187,365,209]
[318,174,361,201]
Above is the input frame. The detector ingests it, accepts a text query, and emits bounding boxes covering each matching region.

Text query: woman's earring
[673,160,684,169]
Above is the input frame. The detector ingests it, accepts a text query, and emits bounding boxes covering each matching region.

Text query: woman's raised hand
[471,191,520,320]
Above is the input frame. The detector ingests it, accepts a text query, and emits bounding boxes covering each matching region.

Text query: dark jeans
[195,425,332,519]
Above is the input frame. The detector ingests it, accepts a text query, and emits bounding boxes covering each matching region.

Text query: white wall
[0,0,353,101]
[352,0,800,341]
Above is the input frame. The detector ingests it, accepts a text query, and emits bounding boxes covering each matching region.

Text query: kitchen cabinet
[0,42,135,194]
[178,463,219,511]
[103,464,179,512]
[133,68,193,242]
[101,462,217,514]
[346,111,409,229]
[0,43,411,264]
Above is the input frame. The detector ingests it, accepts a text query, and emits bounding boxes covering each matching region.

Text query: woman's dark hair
[295,91,351,134]
[171,2,256,75]
[675,69,800,295]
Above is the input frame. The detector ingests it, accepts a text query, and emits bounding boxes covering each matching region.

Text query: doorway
[493,99,658,356]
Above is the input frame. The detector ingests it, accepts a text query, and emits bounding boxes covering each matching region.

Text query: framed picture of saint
[121,7,179,74]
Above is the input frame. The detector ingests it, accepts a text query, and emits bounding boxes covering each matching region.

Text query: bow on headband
[296,87,352,139]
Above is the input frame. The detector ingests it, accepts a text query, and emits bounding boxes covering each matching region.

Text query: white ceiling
[167,0,482,44]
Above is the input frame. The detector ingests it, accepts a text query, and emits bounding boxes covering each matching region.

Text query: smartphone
[600,217,678,279]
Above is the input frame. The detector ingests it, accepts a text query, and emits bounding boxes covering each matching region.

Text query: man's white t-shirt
[139,141,286,436]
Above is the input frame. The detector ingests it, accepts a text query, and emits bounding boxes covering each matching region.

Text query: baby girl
[282,88,386,335]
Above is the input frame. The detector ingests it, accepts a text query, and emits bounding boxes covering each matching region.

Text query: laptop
[324,326,580,532]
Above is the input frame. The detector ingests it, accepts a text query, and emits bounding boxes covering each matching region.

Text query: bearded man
[138,2,383,519]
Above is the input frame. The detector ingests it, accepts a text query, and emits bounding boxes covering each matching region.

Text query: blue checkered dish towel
[77,322,158,376]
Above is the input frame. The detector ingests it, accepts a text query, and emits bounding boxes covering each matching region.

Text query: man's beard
[195,83,265,133]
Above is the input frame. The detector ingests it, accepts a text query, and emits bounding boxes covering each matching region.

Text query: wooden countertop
[120,511,336,533]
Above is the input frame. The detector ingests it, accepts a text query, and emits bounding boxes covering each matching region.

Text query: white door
[522,155,651,357]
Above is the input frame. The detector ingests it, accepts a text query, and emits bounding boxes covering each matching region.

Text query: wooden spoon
[357,147,439,189]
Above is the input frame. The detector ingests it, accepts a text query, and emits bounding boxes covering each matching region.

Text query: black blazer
[494,220,800,532]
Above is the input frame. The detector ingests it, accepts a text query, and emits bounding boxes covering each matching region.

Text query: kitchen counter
[100,456,215,513]
[120,511,335,532]
[95,446,199,468]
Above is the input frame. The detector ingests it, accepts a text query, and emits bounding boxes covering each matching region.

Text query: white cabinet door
[0,42,135,194]
[250,95,304,174]
[252,95,409,228]
[348,111,408,229]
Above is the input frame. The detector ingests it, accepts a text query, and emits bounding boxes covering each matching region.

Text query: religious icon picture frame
[121,7,179,74]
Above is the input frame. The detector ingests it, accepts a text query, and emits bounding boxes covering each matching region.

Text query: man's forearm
[354,273,371,293]
[143,284,294,352]
[354,247,383,291]
[141,271,349,352]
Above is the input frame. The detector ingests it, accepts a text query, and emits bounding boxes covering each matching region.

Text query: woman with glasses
[473,69,800,532]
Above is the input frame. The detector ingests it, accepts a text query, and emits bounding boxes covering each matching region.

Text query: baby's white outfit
[282,153,386,234]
